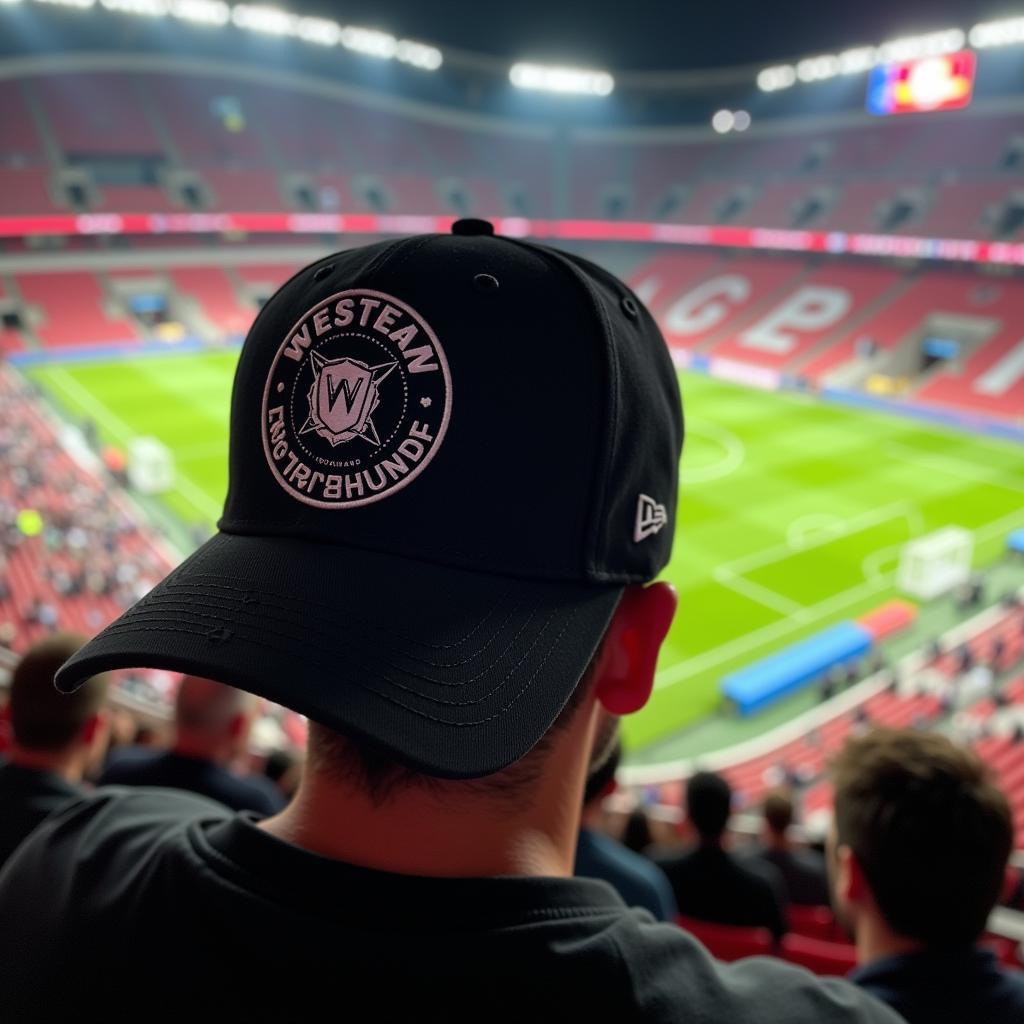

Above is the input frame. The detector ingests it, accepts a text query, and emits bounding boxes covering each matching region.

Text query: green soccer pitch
[28,351,1024,752]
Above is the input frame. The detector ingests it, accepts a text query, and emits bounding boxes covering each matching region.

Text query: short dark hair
[686,771,732,840]
[308,636,603,806]
[10,633,110,751]
[583,738,621,806]
[763,789,794,835]
[832,728,1013,948]
[264,748,296,784]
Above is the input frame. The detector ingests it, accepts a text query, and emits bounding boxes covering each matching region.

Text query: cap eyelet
[621,295,639,319]
[473,273,499,293]
[313,265,334,283]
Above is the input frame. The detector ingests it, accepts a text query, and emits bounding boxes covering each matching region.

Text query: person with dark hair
[831,729,1024,1024]
[655,771,788,939]
[99,674,284,815]
[742,789,830,907]
[0,227,899,1023]
[574,741,677,921]
[622,805,656,855]
[0,633,109,868]
[263,747,301,801]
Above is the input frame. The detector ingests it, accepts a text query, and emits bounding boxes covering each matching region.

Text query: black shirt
[655,843,789,939]
[851,946,1024,1024]
[742,843,831,907]
[0,761,83,869]
[0,790,902,1024]
[98,748,284,815]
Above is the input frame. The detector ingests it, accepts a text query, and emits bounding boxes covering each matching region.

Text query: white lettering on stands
[739,285,851,354]
[664,275,750,336]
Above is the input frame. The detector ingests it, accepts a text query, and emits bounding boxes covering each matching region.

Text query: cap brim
[57,534,621,779]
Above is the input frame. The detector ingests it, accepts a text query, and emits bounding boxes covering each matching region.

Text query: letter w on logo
[326,374,364,414]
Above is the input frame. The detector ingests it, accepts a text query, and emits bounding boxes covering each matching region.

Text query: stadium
[0,0,1023,1011]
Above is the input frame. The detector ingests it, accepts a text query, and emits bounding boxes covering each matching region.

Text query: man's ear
[835,844,871,907]
[593,582,677,716]
[80,710,107,747]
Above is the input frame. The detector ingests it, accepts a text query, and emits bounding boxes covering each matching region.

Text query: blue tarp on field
[722,620,873,716]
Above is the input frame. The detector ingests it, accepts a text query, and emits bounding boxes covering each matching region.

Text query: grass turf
[29,352,1024,753]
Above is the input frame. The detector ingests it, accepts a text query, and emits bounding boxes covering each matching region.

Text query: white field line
[712,566,804,616]
[886,441,1024,495]
[701,501,920,631]
[43,367,222,521]
[721,501,921,577]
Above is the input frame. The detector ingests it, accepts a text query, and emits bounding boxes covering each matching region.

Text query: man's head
[9,633,110,780]
[762,789,794,845]
[174,675,259,765]
[829,728,1012,952]
[686,771,732,844]
[55,225,683,845]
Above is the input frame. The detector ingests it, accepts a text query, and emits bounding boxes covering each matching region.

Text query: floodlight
[509,62,614,96]
[711,109,734,133]
[231,3,296,36]
[170,0,227,22]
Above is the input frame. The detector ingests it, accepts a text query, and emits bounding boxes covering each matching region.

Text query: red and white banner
[4,211,1024,267]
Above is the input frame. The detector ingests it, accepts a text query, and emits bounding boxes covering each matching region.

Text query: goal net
[127,436,176,495]
[897,527,973,600]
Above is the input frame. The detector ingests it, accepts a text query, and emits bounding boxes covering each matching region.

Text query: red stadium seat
[787,905,844,942]
[677,916,774,961]
[780,933,858,976]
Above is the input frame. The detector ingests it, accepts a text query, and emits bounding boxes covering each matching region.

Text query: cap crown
[222,231,682,583]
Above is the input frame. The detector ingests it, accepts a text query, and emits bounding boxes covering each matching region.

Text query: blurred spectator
[654,771,787,939]
[263,747,302,802]
[99,675,283,815]
[621,806,655,855]
[831,729,1024,1024]
[0,633,109,868]
[741,789,829,907]
[574,741,677,921]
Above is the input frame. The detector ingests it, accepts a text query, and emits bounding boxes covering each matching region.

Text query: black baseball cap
[57,219,683,779]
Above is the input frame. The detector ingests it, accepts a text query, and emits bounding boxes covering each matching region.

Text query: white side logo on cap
[634,494,667,542]
[261,288,452,509]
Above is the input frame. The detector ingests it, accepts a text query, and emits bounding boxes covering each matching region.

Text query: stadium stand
[15,272,139,348]
[168,267,256,338]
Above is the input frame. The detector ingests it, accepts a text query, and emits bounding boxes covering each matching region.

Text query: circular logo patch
[261,289,452,508]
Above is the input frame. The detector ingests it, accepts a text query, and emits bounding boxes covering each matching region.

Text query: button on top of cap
[451,218,495,237]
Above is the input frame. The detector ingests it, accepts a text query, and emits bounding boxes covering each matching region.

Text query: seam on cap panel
[534,247,620,578]
[501,238,617,581]
[357,232,437,284]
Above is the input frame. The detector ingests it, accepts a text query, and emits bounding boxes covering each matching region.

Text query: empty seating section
[147,73,268,164]
[93,185,176,213]
[6,67,1024,237]
[16,272,138,348]
[0,80,43,160]
[918,182,1018,237]
[169,267,255,336]
[235,264,302,289]
[202,169,284,211]
[34,73,161,156]
[0,168,58,216]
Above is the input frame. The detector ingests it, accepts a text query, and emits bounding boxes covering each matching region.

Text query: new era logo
[634,494,667,543]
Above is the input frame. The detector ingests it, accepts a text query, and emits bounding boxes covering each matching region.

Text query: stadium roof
[306,0,1003,72]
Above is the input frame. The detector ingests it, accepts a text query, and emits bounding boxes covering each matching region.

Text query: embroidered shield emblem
[301,353,397,447]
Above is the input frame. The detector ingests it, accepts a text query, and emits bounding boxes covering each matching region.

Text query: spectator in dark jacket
[655,771,787,939]
[833,729,1024,1024]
